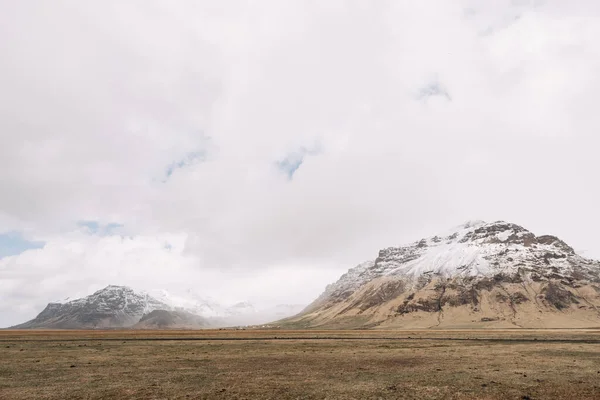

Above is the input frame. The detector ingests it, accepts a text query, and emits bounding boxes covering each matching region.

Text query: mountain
[11,285,304,329]
[133,310,209,329]
[12,286,171,329]
[281,221,600,329]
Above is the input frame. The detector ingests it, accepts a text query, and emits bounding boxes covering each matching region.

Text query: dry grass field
[1,329,600,399]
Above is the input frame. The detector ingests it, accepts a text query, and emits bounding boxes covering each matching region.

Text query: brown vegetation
[1,329,600,399]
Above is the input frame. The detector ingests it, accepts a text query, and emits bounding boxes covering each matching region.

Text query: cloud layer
[1,0,599,326]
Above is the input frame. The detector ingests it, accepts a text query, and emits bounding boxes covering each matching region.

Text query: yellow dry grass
[1,329,599,399]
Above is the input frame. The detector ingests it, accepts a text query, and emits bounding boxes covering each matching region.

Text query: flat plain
[1,329,599,399]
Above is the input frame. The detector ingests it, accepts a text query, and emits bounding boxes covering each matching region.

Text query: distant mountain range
[281,221,600,329]
[11,285,305,329]
[15,220,599,330]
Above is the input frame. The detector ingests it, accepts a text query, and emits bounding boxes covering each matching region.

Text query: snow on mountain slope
[12,285,172,329]
[376,220,581,278]
[288,221,600,329]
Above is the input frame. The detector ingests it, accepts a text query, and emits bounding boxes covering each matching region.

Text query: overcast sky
[1,0,599,327]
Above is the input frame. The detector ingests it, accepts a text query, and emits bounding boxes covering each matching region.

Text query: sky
[1,0,600,327]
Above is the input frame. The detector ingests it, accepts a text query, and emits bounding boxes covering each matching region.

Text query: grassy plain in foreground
[1,329,599,399]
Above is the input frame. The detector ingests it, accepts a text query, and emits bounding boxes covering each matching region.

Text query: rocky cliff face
[285,221,600,329]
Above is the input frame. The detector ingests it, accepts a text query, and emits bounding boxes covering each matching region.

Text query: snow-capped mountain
[12,285,171,329]
[284,221,600,329]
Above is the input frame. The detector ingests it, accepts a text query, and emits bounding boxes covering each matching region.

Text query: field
[1,329,600,399]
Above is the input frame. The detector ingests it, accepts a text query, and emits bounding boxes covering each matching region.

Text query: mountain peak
[457,220,488,229]
[94,285,134,294]
[442,220,526,242]
[103,284,130,290]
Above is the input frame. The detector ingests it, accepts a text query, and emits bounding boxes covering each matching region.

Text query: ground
[1,329,599,399]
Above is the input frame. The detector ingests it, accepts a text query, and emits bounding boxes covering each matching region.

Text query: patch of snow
[496,230,512,242]
[386,242,492,278]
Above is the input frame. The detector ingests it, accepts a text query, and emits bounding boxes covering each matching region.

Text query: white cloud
[1,0,600,326]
